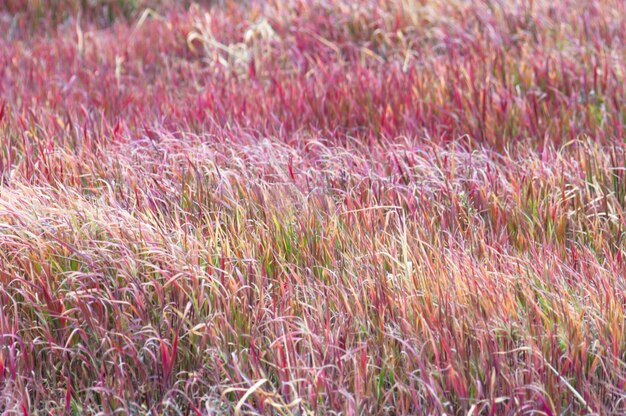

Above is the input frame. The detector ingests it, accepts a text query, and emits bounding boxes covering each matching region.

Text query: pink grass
[1,0,626,414]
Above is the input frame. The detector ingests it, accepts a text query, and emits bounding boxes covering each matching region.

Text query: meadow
[1,0,626,414]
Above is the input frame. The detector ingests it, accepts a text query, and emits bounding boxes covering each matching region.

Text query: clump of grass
[1,0,626,414]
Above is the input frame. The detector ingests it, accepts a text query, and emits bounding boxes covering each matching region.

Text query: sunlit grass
[1,0,626,414]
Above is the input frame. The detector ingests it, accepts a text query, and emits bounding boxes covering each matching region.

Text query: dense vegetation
[1,0,626,414]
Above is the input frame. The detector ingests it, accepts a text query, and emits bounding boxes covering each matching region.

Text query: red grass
[1,0,626,414]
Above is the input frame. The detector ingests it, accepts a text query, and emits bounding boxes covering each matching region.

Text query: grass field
[1,0,626,414]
